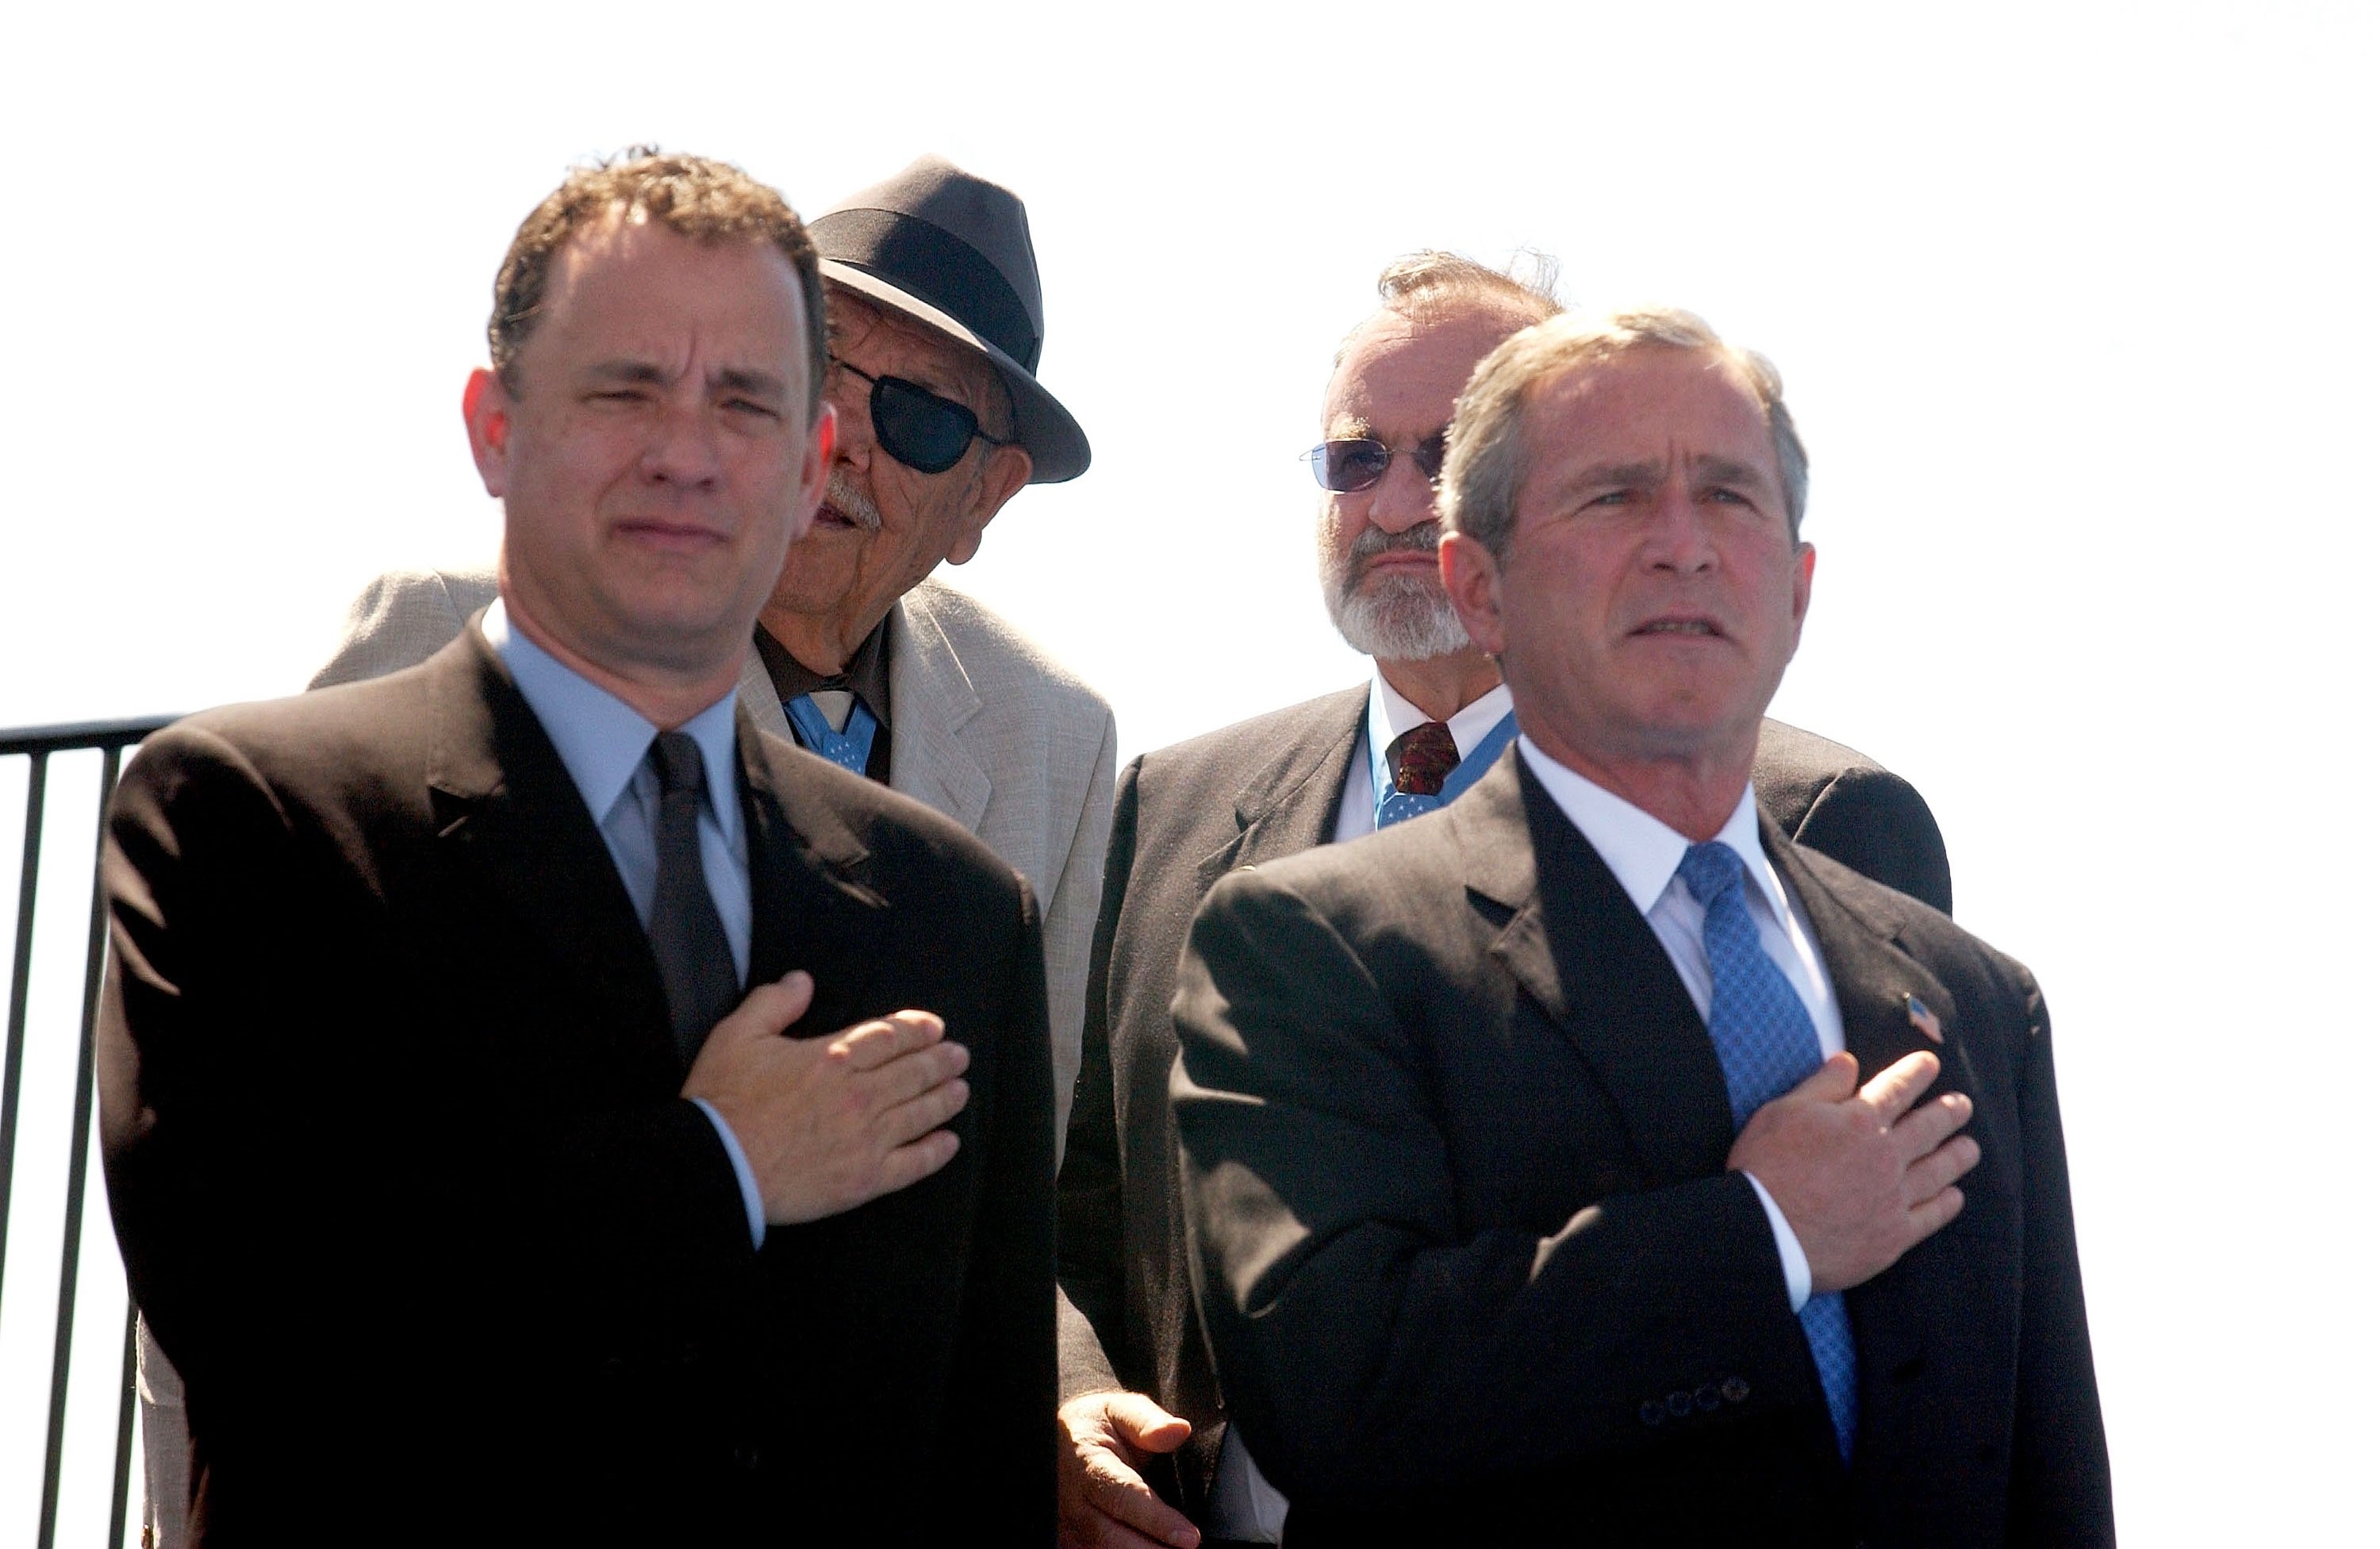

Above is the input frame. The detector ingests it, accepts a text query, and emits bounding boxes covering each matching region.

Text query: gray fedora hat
[809,156,1090,484]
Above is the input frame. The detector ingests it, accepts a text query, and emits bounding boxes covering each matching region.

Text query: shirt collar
[1514,734,1783,922]
[484,598,742,829]
[753,613,892,725]
[1366,670,1514,793]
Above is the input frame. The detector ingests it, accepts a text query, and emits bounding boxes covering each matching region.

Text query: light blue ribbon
[784,695,878,775]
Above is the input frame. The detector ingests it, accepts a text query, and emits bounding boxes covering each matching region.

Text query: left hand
[1058,1390,1200,1549]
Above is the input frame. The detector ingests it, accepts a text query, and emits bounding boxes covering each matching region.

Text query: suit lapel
[1764,822,1961,1109]
[734,642,788,737]
[1462,755,1739,1183]
[1192,685,1369,893]
[1766,824,1977,1437]
[884,590,990,834]
[736,713,895,1036]
[422,629,674,1064]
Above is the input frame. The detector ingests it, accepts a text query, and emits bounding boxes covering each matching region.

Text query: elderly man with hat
[134,154,1110,1548]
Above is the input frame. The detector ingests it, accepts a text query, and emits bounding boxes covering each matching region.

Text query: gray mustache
[822,472,882,533]
[1346,522,1443,563]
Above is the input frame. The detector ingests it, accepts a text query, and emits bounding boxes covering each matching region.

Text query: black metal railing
[3,715,175,1549]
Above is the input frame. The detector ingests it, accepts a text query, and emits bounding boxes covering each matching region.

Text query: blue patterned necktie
[1676,840,1859,1462]
[785,694,878,775]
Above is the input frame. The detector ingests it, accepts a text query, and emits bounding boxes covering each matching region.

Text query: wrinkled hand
[1058,1391,1200,1549]
[682,971,969,1224]
[1728,1049,1979,1293]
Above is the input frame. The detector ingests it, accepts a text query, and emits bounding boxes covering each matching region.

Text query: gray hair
[1440,306,1809,559]
[1332,250,1562,370]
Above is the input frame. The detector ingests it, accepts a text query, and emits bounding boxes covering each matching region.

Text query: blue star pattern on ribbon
[1373,788,1444,828]
[1676,840,1859,1462]
[784,695,878,775]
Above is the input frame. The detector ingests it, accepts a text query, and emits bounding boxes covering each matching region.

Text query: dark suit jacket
[1055,687,1956,1520]
[1169,752,2111,1547]
[1753,721,1954,919]
[98,628,1056,1546]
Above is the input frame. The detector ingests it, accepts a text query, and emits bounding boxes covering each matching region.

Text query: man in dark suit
[98,151,1054,1545]
[1170,306,2112,1544]
[1055,256,1958,1547]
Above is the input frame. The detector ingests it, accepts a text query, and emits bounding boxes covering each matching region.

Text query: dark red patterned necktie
[1384,721,1460,795]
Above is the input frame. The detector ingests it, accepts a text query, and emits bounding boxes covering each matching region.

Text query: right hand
[682,971,969,1224]
[1058,1391,1200,1549]
[1727,1049,1979,1294]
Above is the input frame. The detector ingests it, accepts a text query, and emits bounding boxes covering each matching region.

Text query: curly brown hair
[489,147,828,421]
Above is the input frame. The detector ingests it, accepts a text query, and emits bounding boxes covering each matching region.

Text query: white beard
[1327,572,1476,660]
[1318,512,1476,660]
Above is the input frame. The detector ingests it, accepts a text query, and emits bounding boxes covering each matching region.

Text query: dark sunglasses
[1300,429,1449,493]
[831,354,1015,475]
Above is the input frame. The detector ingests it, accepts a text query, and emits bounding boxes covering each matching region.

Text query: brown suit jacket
[1056,687,1956,1521]
[99,628,1056,1545]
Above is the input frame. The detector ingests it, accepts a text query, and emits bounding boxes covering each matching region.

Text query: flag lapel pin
[1904,994,1944,1044]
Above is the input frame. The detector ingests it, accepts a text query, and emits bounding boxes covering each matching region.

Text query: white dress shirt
[484,600,768,1249]
[1514,734,1842,1309]
[1331,674,1516,844]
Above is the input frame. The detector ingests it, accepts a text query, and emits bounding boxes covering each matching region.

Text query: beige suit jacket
[310,564,1115,1152]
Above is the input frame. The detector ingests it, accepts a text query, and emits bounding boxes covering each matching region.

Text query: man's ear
[944,442,1032,567]
[463,369,511,497]
[1440,532,1507,656]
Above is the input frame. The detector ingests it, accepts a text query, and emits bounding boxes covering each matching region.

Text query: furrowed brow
[714,367,791,402]
[1694,455,1771,488]
[584,359,671,386]
[1572,459,1665,489]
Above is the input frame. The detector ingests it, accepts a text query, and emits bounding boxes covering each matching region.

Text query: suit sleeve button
[1667,1389,1695,1417]
[1721,1377,1752,1404]
[1639,1400,1665,1427]
[1695,1383,1722,1411]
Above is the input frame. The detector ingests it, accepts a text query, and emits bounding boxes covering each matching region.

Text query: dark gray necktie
[647,731,740,1063]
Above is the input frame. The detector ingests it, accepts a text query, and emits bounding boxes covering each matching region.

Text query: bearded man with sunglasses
[1054,255,1958,1549]
[311,156,1114,1155]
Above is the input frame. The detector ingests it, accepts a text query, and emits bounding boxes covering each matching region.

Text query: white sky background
[4,0,2376,1539]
